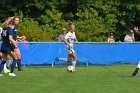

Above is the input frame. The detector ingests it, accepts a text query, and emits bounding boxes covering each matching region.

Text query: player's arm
[75,38,78,43]
[134,27,140,35]
[9,35,18,48]
[64,38,73,49]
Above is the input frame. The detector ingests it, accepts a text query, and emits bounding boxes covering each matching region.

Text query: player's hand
[68,44,73,49]
[14,45,18,49]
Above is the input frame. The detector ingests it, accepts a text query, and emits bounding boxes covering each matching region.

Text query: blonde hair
[3,17,14,28]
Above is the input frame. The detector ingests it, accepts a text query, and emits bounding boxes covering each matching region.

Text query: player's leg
[55,54,72,62]
[71,53,77,71]
[57,57,68,62]
[132,62,140,76]
[55,46,73,63]
[3,54,11,73]
[0,53,7,76]
[14,48,23,71]
[0,52,3,64]
[69,47,77,70]
[8,51,18,76]
[0,52,2,58]
[4,63,10,73]
[7,54,12,69]
[67,54,72,62]
[59,45,72,62]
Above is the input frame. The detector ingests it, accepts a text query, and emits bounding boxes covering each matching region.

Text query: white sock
[58,58,67,62]
[137,61,140,68]
[4,63,7,70]
[72,61,76,69]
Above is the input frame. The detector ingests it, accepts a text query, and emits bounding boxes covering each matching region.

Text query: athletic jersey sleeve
[8,28,13,36]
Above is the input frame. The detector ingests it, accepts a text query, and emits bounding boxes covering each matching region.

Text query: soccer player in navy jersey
[12,16,25,71]
[0,17,18,76]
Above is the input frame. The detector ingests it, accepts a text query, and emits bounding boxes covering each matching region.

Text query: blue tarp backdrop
[6,42,140,65]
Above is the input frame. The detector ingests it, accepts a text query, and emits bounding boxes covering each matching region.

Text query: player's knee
[13,56,18,61]
[17,55,21,59]
[13,58,18,61]
[73,56,77,61]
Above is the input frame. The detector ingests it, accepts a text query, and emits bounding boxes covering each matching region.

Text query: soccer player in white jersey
[56,24,78,71]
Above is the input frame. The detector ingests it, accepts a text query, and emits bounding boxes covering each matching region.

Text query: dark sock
[17,59,21,70]
[10,59,18,73]
[0,61,6,74]
[132,67,139,76]
[0,58,2,63]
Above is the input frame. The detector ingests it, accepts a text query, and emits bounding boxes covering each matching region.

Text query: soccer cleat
[54,57,59,65]
[55,57,59,61]
[18,69,24,71]
[9,73,16,77]
[6,66,10,69]
[132,67,139,76]
[0,74,3,76]
[4,69,10,73]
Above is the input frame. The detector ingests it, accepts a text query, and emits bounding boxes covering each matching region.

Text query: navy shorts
[10,43,16,49]
[1,44,14,54]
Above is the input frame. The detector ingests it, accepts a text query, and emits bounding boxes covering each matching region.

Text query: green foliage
[18,18,55,41]
[0,0,139,42]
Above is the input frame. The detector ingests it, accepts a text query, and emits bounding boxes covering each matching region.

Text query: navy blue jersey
[1,27,13,44]
[13,24,18,40]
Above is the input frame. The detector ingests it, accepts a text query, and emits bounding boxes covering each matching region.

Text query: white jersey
[65,31,76,54]
[65,31,76,44]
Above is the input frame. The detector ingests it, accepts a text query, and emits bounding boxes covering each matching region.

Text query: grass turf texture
[0,64,140,93]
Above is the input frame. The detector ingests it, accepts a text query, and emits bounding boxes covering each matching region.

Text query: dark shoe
[55,57,59,61]
[132,67,139,76]
[18,69,24,71]
[54,57,59,65]
[7,67,10,69]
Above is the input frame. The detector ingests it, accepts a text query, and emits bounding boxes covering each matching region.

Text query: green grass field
[0,64,140,93]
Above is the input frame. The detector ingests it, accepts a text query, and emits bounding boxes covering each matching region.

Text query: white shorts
[66,44,75,54]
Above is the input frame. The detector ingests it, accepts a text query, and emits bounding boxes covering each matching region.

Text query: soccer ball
[67,66,74,72]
